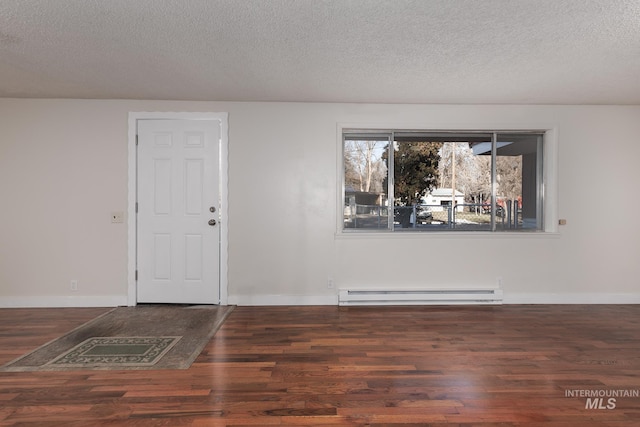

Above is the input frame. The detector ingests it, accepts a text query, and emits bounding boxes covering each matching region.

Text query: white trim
[335,231,562,240]
[504,293,640,304]
[227,292,640,306]
[0,295,127,308]
[228,294,339,306]
[127,112,229,306]
[542,127,559,233]
[219,114,230,306]
[3,293,634,307]
[127,114,137,306]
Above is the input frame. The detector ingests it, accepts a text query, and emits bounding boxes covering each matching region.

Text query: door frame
[127,112,229,306]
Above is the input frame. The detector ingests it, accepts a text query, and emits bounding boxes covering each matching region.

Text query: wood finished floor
[1,305,639,426]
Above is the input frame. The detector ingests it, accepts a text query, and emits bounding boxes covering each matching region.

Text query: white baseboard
[0,295,128,308]
[228,294,338,306]
[504,293,640,304]
[2,293,637,308]
[229,292,640,306]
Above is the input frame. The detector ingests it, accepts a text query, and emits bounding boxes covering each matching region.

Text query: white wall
[1,99,639,306]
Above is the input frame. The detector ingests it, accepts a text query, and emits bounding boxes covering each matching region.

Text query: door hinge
[135,134,139,146]
[135,270,138,281]
[135,202,138,213]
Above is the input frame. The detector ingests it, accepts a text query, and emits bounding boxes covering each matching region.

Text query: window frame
[337,125,558,236]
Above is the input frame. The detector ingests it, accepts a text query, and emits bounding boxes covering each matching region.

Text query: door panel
[137,119,220,304]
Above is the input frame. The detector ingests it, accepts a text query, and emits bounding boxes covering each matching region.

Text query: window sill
[335,230,561,240]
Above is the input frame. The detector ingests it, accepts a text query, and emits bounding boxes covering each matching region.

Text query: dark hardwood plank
[1,304,640,425]
[0,307,111,366]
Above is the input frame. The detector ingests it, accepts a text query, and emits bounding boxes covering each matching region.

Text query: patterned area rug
[1,305,234,371]
[46,336,182,368]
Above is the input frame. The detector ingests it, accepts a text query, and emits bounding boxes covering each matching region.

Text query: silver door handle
[208,219,217,226]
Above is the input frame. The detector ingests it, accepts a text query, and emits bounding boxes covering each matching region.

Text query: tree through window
[342,131,544,232]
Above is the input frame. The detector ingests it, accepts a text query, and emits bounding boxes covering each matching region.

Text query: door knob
[208,219,217,226]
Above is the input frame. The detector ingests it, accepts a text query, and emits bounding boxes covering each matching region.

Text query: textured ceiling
[1,0,639,104]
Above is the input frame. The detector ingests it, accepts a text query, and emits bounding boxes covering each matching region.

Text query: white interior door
[136,119,220,304]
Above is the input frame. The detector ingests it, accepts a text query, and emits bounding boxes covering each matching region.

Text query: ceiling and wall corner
[0,0,639,105]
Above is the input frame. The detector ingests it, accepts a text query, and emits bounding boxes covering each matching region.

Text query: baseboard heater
[338,288,503,306]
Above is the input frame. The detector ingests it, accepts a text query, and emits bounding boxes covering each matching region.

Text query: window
[342,130,544,232]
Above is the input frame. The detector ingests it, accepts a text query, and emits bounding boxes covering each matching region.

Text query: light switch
[111,212,125,223]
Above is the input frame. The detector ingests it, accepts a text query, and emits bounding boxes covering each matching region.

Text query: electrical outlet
[327,278,334,289]
[70,280,78,291]
[111,212,125,223]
